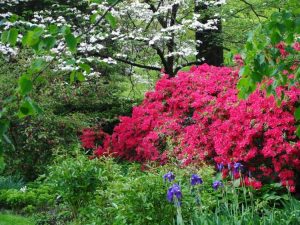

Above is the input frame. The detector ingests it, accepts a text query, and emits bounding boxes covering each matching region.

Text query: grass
[0,212,34,225]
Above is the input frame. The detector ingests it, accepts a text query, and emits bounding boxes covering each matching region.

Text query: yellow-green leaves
[105,12,117,29]
[18,75,33,96]
[1,28,18,46]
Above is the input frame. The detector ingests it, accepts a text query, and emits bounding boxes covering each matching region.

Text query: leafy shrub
[0,51,136,181]
[46,152,122,218]
[1,151,296,225]
[0,184,54,211]
[82,64,300,191]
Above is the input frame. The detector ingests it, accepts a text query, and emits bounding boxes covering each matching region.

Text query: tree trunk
[195,2,224,66]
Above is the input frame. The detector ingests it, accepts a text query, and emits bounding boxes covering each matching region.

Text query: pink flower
[293,42,300,51]
[276,41,289,58]
[233,54,244,66]
[80,64,300,189]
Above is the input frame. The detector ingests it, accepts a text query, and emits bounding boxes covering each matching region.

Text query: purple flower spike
[234,162,243,173]
[212,180,223,190]
[217,163,224,172]
[191,174,203,186]
[167,183,182,204]
[163,171,175,182]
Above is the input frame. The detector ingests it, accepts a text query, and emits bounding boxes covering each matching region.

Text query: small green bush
[0,184,54,211]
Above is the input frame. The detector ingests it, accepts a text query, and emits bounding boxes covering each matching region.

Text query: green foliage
[0,212,34,225]
[46,153,107,218]
[42,154,216,224]
[0,50,136,180]
[192,194,300,225]
[238,2,300,96]
[65,33,78,53]
[0,176,24,190]
[105,12,117,29]
[0,184,54,211]
[238,0,300,135]
[0,149,299,225]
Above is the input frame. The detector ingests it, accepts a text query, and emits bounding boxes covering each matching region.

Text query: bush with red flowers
[81,64,300,191]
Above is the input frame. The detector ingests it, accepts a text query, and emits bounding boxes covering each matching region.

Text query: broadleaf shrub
[81,64,300,191]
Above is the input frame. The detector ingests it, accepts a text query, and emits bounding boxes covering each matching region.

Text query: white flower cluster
[0,43,18,58]
[0,0,226,75]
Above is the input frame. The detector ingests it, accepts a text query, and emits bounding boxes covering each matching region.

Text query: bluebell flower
[191,174,203,186]
[163,171,175,182]
[212,180,223,190]
[217,163,224,172]
[167,183,182,204]
[234,162,243,173]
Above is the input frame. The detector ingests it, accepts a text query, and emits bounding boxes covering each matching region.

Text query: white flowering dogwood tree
[0,0,227,166]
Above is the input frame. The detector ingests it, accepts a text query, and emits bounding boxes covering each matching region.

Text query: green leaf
[214,172,222,181]
[76,72,85,82]
[90,14,98,24]
[48,24,58,35]
[18,76,33,95]
[233,178,241,188]
[8,28,18,46]
[295,107,300,121]
[237,78,250,90]
[105,12,117,29]
[70,71,85,83]
[43,36,56,50]
[0,120,9,136]
[107,0,116,5]
[296,126,300,138]
[0,155,5,173]
[22,31,40,47]
[1,31,8,43]
[29,58,47,74]
[79,63,91,73]
[70,71,76,84]
[65,33,77,53]
[18,98,40,118]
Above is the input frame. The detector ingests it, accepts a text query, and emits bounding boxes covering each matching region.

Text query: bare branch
[239,0,267,22]
[112,57,161,71]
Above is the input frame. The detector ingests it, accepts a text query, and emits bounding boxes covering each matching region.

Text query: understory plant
[0,151,298,225]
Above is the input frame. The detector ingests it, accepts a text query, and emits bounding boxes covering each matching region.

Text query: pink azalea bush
[81,64,300,191]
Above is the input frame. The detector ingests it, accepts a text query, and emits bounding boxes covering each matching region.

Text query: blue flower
[190,174,203,186]
[163,171,175,182]
[234,162,243,173]
[212,180,223,190]
[217,163,224,172]
[167,183,182,204]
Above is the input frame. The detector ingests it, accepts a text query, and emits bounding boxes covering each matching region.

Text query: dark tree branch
[239,0,267,22]
[175,61,200,74]
[144,0,167,28]
[145,0,163,31]
[112,57,161,71]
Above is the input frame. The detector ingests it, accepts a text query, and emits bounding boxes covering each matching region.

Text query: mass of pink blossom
[81,64,300,191]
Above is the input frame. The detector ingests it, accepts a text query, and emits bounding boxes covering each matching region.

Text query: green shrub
[0,183,54,211]
[2,150,298,225]
[46,152,122,218]
[0,176,24,190]
[0,51,137,181]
